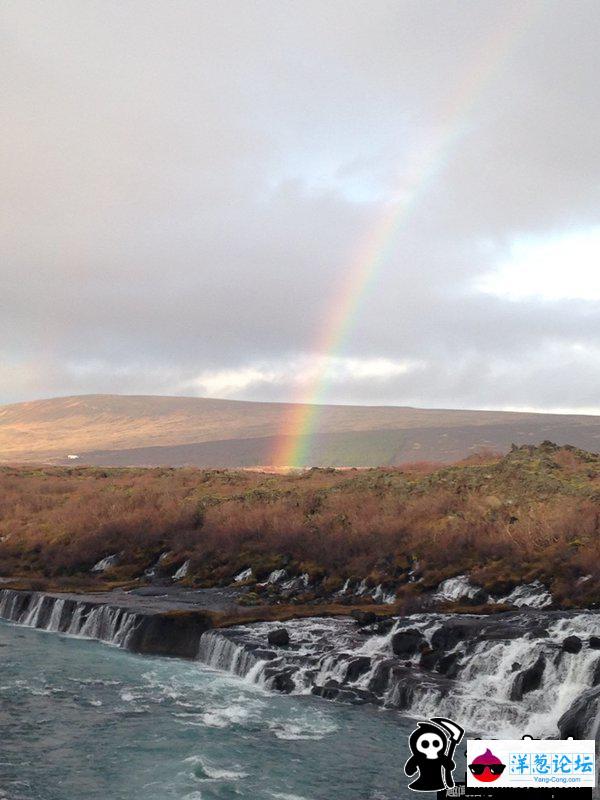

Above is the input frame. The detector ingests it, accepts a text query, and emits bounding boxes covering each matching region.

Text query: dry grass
[1,443,599,608]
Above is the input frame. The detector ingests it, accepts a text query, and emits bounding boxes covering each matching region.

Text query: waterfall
[195,611,600,740]
[198,630,263,678]
[0,589,141,651]
[4,586,600,740]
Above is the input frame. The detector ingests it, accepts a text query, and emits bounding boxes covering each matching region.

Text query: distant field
[1,394,600,467]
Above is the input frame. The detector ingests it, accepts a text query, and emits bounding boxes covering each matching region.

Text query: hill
[1,394,600,467]
[1,443,599,609]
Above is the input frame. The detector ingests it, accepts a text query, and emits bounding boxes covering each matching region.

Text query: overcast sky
[2,0,600,411]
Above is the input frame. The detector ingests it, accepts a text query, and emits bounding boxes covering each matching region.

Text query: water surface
[0,621,419,800]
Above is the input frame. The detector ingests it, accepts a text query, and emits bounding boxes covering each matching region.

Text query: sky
[2,0,600,412]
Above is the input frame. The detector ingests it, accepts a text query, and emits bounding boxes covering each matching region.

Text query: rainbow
[272,2,544,468]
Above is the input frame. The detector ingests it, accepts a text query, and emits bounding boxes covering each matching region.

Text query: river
[0,620,421,800]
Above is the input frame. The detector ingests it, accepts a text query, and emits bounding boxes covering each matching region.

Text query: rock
[267,628,290,647]
[467,588,490,605]
[558,685,600,739]
[480,623,526,641]
[511,661,522,672]
[510,654,545,700]
[562,635,583,654]
[431,620,480,651]
[270,669,296,693]
[438,651,462,679]
[312,681,377,705]
[344,656,371,683]
[591,658,600,687]
[590,636,600,649]
[312,679,341,700]
[351,610,377,626]
[368,659,394,695]
[391,628,424,657]
[128,611,211,659]
[376,618,396,635]
[419,647,440,671]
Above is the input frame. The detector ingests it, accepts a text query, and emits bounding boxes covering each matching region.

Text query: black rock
[467,589,490,605]
[312,679,341,700]
[270,669,296,693]
[480,623,524,641]
[590,636,600,650]
[431,620,480,651]
[562,635,583,654]
[511,661,522,672]
[510,654,545,700]
[267,628,290,646]
[368,659,394,695]
[391,628,424,657]
[351,610,377,626]
[128,612,212,659]
[438,651,462,679]
[376,618,396,635]
[419,647,440,671]
[558,685,600,739]
[344,656,371,683]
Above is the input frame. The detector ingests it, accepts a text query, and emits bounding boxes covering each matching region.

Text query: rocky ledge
[3,587,600,740]
[198,609,600,740]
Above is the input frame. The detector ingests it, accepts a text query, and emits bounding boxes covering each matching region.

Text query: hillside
[1,394,600,467]
[1,443,599,609]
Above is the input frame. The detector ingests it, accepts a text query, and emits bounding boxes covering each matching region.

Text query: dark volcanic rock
[351,610,377,626]
[480,623,524,641]
[562,635,582,654]
[368,659,394,695]
[431,620,480,650]
[128,611,211,659]
[344,656,371,683]
[558,685,600,739]
[510,654,546,700]
[312,681,378,705]
[391,628,424,657]
[270,669,296,693]
[438,651,462,678]
[467,589,490,605]
[419,647,440,671]
[313,679,342,700]
[589,636,600,649]
[267,628,290,646]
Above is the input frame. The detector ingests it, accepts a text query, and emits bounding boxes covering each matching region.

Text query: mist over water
[0,621,416,800]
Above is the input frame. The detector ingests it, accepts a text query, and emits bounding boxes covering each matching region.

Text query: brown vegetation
[0,442,599,608]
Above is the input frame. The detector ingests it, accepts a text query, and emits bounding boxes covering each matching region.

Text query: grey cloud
[1,0,600,410]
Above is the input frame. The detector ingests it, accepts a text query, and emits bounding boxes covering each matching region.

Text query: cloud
[183,356,423,399]
[1,0,599,412]
[475,229,600,302]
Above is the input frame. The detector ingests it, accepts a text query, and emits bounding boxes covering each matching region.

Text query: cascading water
[196,611,600,740]
[4,587,600,742]
[0,588,141,650]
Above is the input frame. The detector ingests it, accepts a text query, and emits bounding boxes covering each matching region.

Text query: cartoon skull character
[404,718,464,792]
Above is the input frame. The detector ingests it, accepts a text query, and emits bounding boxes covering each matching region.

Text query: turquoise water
[0,621,418,800]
